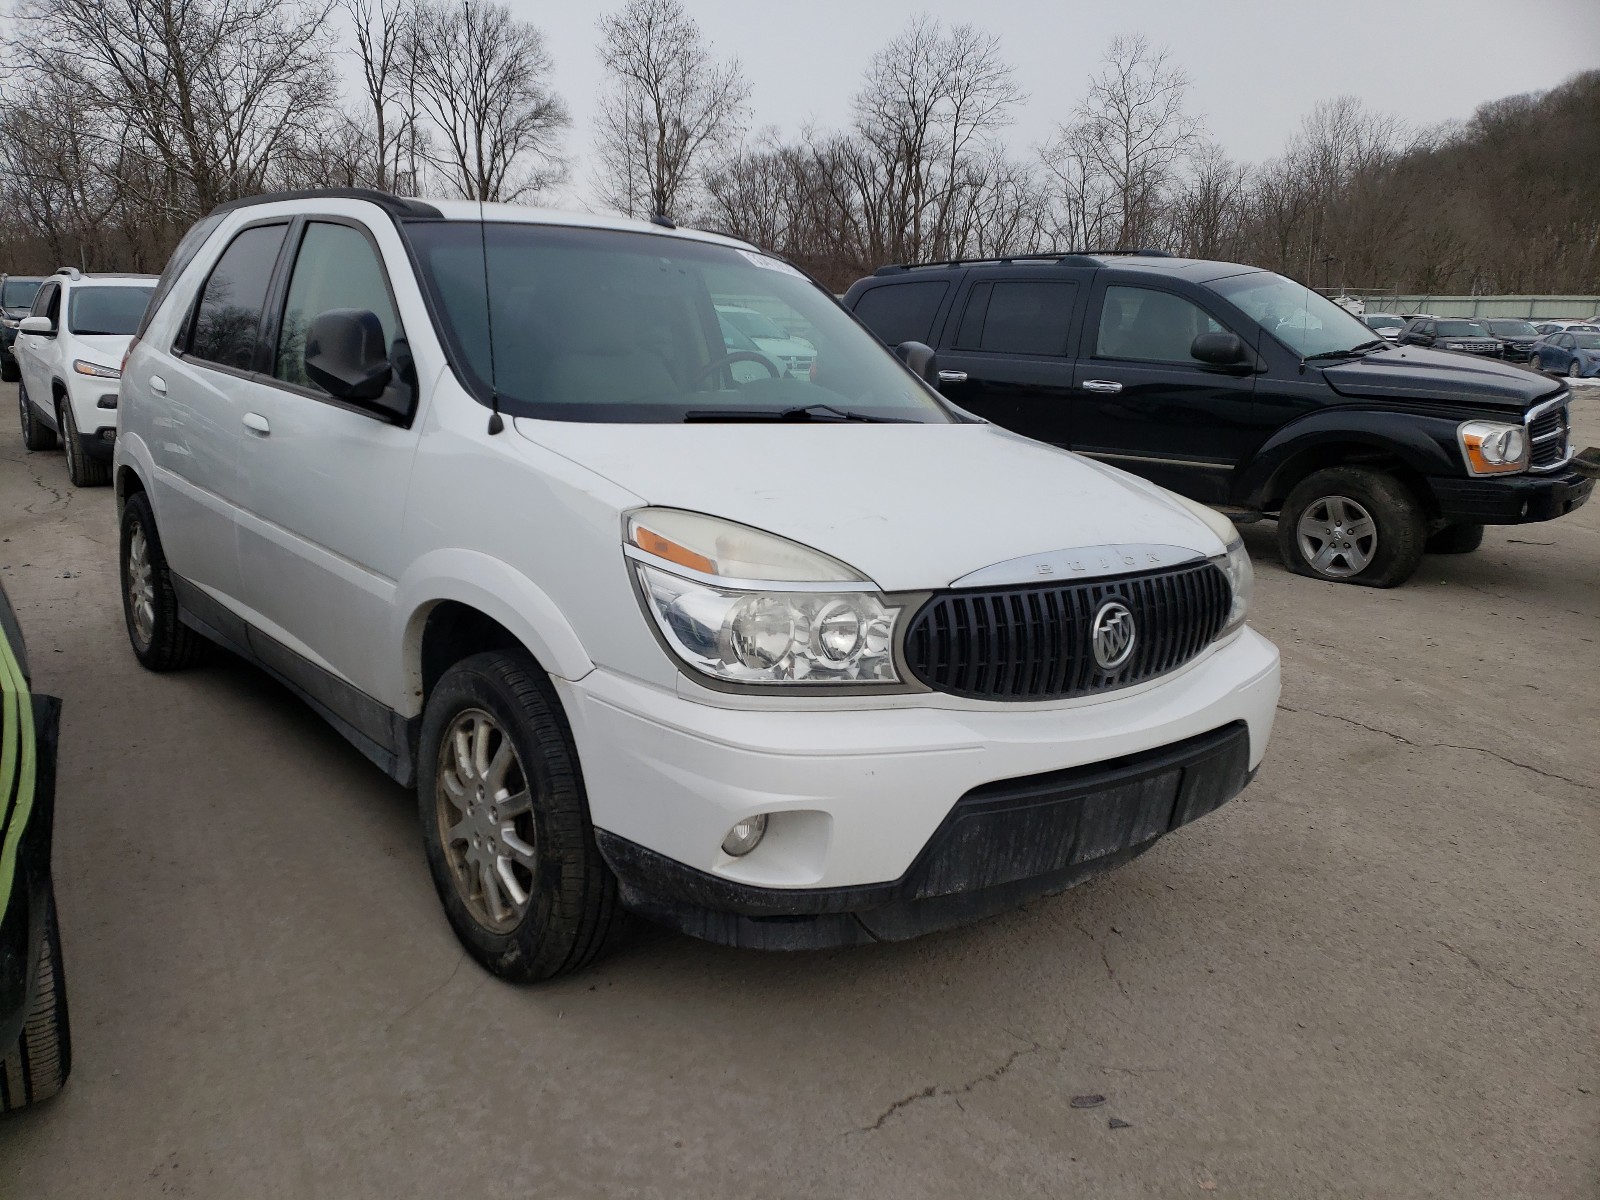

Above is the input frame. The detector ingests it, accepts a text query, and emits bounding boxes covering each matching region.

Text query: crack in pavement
[21,452,71,518]
[1077,921,1129,999]
[854,1043,1044,1134]
[1276,704,1594,792]
[1436,940,1571,1023]
[385,952,467,1034]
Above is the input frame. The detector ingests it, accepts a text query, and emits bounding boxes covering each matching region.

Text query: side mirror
[304,309,393,403]
[1190,331,1248,366]
[894,340,940,386]
[18,316,53,336]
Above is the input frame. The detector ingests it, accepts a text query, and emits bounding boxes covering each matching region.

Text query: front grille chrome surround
[903,562,1232,702]
[1527,395,1573,473]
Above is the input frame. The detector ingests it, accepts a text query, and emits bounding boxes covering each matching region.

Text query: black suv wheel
[1278,467,1426,587]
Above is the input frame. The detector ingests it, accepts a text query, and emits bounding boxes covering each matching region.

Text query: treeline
[1,0,1595,297]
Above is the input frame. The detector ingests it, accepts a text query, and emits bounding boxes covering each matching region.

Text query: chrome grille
[1529,400,1571,471]
[903,562,1231,702]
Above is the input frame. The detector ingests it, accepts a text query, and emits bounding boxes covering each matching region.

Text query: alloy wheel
[1570,361,1582,379]
[435,708,537,933]
[125,524,156,647]
[1296,494,1377,578]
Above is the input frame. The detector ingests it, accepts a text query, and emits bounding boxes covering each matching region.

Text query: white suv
[114,190,1280,981]
[14,268,156,487]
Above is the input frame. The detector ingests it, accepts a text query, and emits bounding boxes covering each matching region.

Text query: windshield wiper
[683,403,913,424]
[1302,338,1388,363]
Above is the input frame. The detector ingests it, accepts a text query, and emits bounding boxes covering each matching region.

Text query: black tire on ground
[1569,361,1583,379]
[120,490,208,671]
[0,888,72,1112]
[417,651,629,982]
[1278,466,1427,588]
[18,381,57,452]
[0,356,17,383]
[1425,522,1485,555]
[60,403,110,487]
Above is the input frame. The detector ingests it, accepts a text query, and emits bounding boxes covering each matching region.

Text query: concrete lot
[0,380,1594,1199]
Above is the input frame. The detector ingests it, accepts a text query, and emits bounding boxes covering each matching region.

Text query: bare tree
[1043,34,1201,249]
[406,0,568,202]
[593,0,749,219]
[339,0,421,191]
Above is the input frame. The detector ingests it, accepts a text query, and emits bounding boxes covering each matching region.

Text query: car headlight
[627,509,904,686]
[1212,536,1253,637]
[1458,420,1527,475]
[72,359,121,379]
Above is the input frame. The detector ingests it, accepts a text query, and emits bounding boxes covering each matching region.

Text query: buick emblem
[1091,601,1137,671]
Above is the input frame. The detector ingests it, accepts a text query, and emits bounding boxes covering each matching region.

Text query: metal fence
[1357,294,1600,319]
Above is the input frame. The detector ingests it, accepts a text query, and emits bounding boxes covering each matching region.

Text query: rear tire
[120,491,208,671]
[1425,523,1485,555]
[0,356,17,383]
[1278,467,1427,588]
[0,889,72,1112]
[61,404,110,487]
[18,381,57,452]
[417,651,629,982]
[1569,360,1583,379]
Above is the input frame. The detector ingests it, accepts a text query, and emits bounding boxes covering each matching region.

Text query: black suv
[1481,318,1542,363]
[0,274,45,383]
[1397,316,1502,358]
[842,252,1591,587]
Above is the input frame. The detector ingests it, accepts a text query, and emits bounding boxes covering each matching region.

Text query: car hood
[1321,346,1561,412]
[513,419,1227,590]
[752,335,815,357]
[68,334,135,366]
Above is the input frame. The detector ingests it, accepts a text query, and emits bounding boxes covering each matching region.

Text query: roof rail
[872,247,1172,275]
[207,187,443,220]
[53,266,82,279]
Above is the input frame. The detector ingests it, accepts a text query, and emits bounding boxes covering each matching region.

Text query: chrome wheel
[125,524,156,646]
[1296,494,1377,578]
[435,708,537,933]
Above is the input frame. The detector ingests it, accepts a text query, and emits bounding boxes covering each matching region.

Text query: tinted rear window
[955,280,1077,356]
[69,286,154,336]
[851,281,948,346]
[139,213,224,338]
[187,223,289,370]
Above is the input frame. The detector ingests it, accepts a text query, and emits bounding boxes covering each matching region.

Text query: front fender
[1235,409,1462,508]
[395,549,594,717]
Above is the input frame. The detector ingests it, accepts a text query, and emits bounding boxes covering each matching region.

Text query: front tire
[18,381,57,452]
[1278,467,1426,588]
[61,404,110,487]
[1569,360,1583,379]
[120,491,208,671]
[1,889,71,1112]
[1425,523,1485,555]
[418,651,628,982]
[0,355,17,383]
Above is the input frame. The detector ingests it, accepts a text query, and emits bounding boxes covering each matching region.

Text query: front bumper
[558,627,1280,948]
[1430,468,1594,524]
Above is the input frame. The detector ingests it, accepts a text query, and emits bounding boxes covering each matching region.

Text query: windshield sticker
[739,250,807,279]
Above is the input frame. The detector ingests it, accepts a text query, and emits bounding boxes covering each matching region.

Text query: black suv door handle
[1082,379,1123,394]
[936,370,967,383]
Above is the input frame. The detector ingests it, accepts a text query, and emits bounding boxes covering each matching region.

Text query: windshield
[68,286,154,336]
[2,279,41,310]
[1485,319,1537,337]
[406,222,950,423]
[1365,314,1403,328]
[1573,333,1600,350]
[1435,320,1489,336]
[1205,272,1380,357]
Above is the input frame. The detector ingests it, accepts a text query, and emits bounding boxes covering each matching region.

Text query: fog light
[721,814,768,857]
[97,394,118,409]
[100,429,117,442]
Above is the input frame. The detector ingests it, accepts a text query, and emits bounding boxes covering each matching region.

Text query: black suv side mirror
[894,340,940,385]
[1190,331,1248,367]
[305,309,394,403]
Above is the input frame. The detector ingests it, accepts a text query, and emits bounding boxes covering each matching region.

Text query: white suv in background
[14,268,156,487]
[113,189,1280,982]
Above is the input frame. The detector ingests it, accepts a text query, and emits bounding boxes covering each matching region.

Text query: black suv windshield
[1205,272,1380,357]
[2,279,41,310]
[406,222,950,424]
[1436,320,1490,336]
[1485,319,1538,337]
[68,286,154,336]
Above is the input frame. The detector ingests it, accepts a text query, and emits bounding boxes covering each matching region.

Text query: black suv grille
[903,562,1231,701]
[1529,402,1571,470]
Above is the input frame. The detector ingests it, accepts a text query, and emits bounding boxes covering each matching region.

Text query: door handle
[149,375,167,396]
[936,370,968,383]
[1082,379,1124,394]
[242,412,271,436]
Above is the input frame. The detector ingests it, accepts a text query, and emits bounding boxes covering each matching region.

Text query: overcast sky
[502,0,1600,208]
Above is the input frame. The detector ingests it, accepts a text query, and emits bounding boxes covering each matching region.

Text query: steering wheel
[691,350,782,389]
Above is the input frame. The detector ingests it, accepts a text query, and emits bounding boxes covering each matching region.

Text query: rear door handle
[937,370,968,383]
[243,412,271,436]
[149,375,167,396]
[1082,379,1124,394]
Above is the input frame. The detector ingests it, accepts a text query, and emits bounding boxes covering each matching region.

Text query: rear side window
[138,213,224,338]
[188,223,289,371]
[955,280,1076,356]
[274,222,402,391]
[1095,285,1224,363]
[851,281,948,346]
